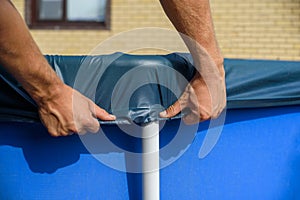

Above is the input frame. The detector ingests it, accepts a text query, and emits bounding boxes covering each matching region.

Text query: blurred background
[13,0,299,60]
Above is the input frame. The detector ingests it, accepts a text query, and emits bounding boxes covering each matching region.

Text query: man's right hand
[37,84,116,137]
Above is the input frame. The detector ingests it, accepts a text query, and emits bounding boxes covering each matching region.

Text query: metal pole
[142,121,160,200]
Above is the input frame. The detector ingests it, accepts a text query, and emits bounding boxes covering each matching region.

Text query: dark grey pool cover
[0,52,299,124]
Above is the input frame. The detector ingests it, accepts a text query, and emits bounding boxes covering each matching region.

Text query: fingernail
[110,115,116,120]
[160,111,167,117]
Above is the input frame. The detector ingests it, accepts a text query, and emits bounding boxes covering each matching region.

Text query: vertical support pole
[142,121,160,200]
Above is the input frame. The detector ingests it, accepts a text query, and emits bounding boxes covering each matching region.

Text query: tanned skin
[0,0,116,137]
[159,0,226,124]
[0,0,225,136]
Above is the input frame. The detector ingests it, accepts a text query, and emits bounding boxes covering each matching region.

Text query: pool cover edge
[0,52,299,124]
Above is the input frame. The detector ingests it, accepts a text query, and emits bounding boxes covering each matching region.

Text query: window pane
[39,0,63,20]
[67,0,107,22]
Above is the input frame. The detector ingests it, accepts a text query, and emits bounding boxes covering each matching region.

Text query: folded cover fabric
[0,52,299,124]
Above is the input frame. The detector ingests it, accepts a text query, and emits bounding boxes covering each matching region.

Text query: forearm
[0,0,64,103]
[160,0,223,72]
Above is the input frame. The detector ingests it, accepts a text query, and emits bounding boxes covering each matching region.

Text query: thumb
[92,103,116,121]
[159,100,182,118]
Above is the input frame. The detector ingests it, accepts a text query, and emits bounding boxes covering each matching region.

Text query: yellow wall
[12,0,300,60]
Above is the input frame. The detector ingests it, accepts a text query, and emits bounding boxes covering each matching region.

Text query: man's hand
[160,64,226,124]
[160,0,227,123]
[37,84,116,137]
[0,1,116,137]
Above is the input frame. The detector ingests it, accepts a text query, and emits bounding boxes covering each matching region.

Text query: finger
[63,122,77,132]
[77,129,87,135]
[92,103,116,121]
[49,128,69,137]
[212,105,226,119]
[212,111,221,119]
[47,128,60,137]
[43,118,62,137]
[71,118,93,135]
[60,124,75,136]
[84,117,100,133]
[159,100,182,118]
[60,130,70,137]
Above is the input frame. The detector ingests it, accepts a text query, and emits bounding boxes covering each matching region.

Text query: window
[25,0,110,29]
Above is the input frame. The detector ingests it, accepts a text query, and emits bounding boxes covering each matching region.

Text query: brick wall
[12,0,300,60]
[212,0,300,60]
